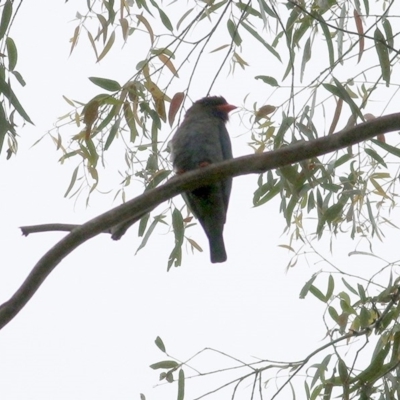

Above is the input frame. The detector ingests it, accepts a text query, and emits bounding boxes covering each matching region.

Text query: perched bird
[170,96,236,263]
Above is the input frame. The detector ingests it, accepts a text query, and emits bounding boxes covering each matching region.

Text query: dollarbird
[170,96,236,263]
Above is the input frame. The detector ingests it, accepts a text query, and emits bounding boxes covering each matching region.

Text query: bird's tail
[208,233,227,263]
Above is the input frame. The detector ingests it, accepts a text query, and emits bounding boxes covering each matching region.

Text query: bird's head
[191,96,237,122]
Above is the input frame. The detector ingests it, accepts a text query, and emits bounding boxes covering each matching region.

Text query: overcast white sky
[1,1,400,400]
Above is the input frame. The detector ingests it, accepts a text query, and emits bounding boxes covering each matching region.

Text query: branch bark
[2,113,400,330]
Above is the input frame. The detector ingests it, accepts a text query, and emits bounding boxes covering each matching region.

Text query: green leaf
[357,283,367,303]
[227,19,242,46]
[374,27,391,86]
[64,166,79,198]
[0,0,12,40]
[241,21,281,62]
[168,208,184,270]
[309,285,327,303]
[177,369,185,400]
[255,75,279,86]
[97,30,115,62]
[299,273,317,299]
[11,70,26,86]
[149,0,173,31]
[123,102,138,142]
[371,138,400,158]
[149,360,179,370]
[0,102,9,154]
[338,359,348,383]
[136,216,160,253]
[341,278,358,295]
[328,306,339,324]
[326,275,334,301]
[300,36,312,82]
[323,77,363,120]
[6,37,17,71]
[138,213,150,237]
[89,77,121,91]
[155,336,166,353]
[0,71,32,123]
[318,14,334,68]
[274,115,295,148]
[382,18,394,50]
[104,118,120,150]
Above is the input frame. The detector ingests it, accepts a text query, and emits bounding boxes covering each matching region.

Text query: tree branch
[2,113,400,330]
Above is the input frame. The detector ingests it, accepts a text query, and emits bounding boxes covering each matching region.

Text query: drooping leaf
[64,166,79,198]
[0,72,33,123]
[104,118,120,150]
[150,360,179,370]
[364,148,387,167]
[299,273,318,299]
[97,30,115,62]
[382,18,394,50]
[137,14,154,44]
[155,336,166,353]
[6,37,17,71]
[176,8,193,31]
[69,25,80,55]
[158,54,178,77]
[374,27,391,86]
[168,92,184,127]
[323,78,363,120]
[0,0,12,41]
[136,216,160,254]
[227,19,242,46]
[318,14,334,68]
[241,21,281,61]
[255,75,279,86]
[354,8,364,62]
[149,0,173,31]
[177,369,185,400]
[371,139,400,159]
[300,36,312,82]
[89,77,121,91]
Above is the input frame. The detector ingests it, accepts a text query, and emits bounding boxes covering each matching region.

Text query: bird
[170,96,236,263]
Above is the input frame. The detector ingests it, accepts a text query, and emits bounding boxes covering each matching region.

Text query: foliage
[35,0,400,267]
[3,0,400,399]
[0,0,32,158]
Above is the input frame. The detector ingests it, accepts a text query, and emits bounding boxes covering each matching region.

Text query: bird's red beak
[217,104,237,113]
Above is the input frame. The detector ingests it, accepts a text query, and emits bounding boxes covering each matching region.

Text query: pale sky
[0,1,399,399]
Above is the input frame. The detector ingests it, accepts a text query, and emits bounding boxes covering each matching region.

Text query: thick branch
[2,113,400,329]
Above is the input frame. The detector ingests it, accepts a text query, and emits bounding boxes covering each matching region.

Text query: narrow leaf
[6,37,17,71]
[318,14,334,68]
[300,37,311,83]
[354,9,364,62]
[168,92,184,127]
[104,118,120,150]
[0,0,12,40]
[150,360,179,370]
[371,139,400,158]
[227,19,242,46]
[97,30,115,62]
[64,166,79,198]
[158,54,178,77]
[255,75,279,86]
[137,14,154,44]
[155,336,166,353]
[328,98,342,135]
[241,21,281,61]
[89,77,121,91]
[177,369,185,400]
[374,28,391,86]
[364,148,387,167]
[0,74,33,123]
